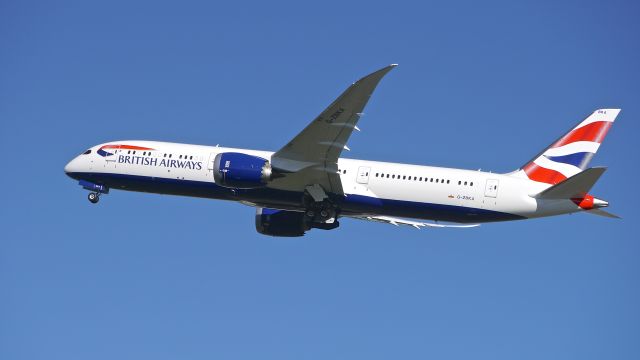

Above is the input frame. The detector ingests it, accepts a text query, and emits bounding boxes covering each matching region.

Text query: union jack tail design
[521,109,620,185]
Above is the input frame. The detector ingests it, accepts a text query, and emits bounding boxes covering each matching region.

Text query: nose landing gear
[88,192,100,204]
[78,180,108,204]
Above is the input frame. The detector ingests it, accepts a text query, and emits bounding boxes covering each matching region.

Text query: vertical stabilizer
[519,109,620,185]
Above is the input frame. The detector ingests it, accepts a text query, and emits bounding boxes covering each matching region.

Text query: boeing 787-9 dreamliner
[65,65,620,236]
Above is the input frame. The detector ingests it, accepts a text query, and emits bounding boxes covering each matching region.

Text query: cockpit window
[82,149,92,155]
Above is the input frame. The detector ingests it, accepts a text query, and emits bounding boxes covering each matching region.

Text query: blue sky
[1,0,639,359]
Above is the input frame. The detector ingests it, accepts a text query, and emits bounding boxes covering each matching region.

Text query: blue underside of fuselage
[66,172,525,223]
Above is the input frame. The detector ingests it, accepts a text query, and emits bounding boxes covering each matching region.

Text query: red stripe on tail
[523,162,567,184]
[552,121,612,148]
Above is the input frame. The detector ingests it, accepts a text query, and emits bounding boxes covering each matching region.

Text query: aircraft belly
[342,180,523,223]
[340,194,524,223]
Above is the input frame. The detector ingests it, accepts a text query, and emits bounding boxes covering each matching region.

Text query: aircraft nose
[64,157,80,176]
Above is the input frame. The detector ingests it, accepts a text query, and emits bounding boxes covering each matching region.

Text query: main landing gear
[88,192,100,204]
[303,184,340,230]
[304,203,336,223]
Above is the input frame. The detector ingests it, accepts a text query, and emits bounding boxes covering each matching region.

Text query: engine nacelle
[213,152,272,189]
[255,208,341,237]
[255,208,308,237]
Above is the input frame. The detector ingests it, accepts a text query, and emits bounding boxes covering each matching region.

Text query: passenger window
[458,181,461,185]
[464,181,468,185]
[470,182,473,186]
[447,180,450,184]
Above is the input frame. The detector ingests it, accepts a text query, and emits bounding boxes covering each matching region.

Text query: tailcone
[592,197,609,208]
[571,194,609,210]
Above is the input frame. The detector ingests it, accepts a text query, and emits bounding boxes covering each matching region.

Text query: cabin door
[484,179,499,198]
[356,166,371,184]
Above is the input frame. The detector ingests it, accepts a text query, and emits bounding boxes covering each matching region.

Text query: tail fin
[519,109,620,185]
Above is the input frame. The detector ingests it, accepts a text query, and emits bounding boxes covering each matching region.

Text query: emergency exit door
[357,166,371,184]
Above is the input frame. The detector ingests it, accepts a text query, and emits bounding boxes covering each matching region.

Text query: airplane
[64,64,621,236]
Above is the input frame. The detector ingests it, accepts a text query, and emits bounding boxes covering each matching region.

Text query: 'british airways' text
[117,155,203,170]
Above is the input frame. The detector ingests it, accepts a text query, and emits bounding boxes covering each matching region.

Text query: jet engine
[213,152,272,189]
[255,208,309,237]
[255,208,340,237]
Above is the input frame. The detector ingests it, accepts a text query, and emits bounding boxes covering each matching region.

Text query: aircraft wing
[348,215,480,229]
[268,64,397,195]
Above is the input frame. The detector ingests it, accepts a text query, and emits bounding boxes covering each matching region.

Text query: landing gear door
[484,179,499,198]
[356,166,371,184]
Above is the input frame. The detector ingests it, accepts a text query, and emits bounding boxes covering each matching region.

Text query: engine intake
[213,152,272,189]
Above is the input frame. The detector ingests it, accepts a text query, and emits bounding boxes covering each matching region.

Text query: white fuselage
[64,140,585,223]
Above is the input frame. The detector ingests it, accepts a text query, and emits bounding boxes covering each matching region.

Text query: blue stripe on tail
[544,152,592,168]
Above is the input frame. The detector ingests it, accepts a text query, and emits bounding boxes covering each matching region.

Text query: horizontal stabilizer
[534,167,606,199]
[586,208,621,219]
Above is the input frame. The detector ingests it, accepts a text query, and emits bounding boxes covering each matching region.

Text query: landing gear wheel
[88,192,100,204]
